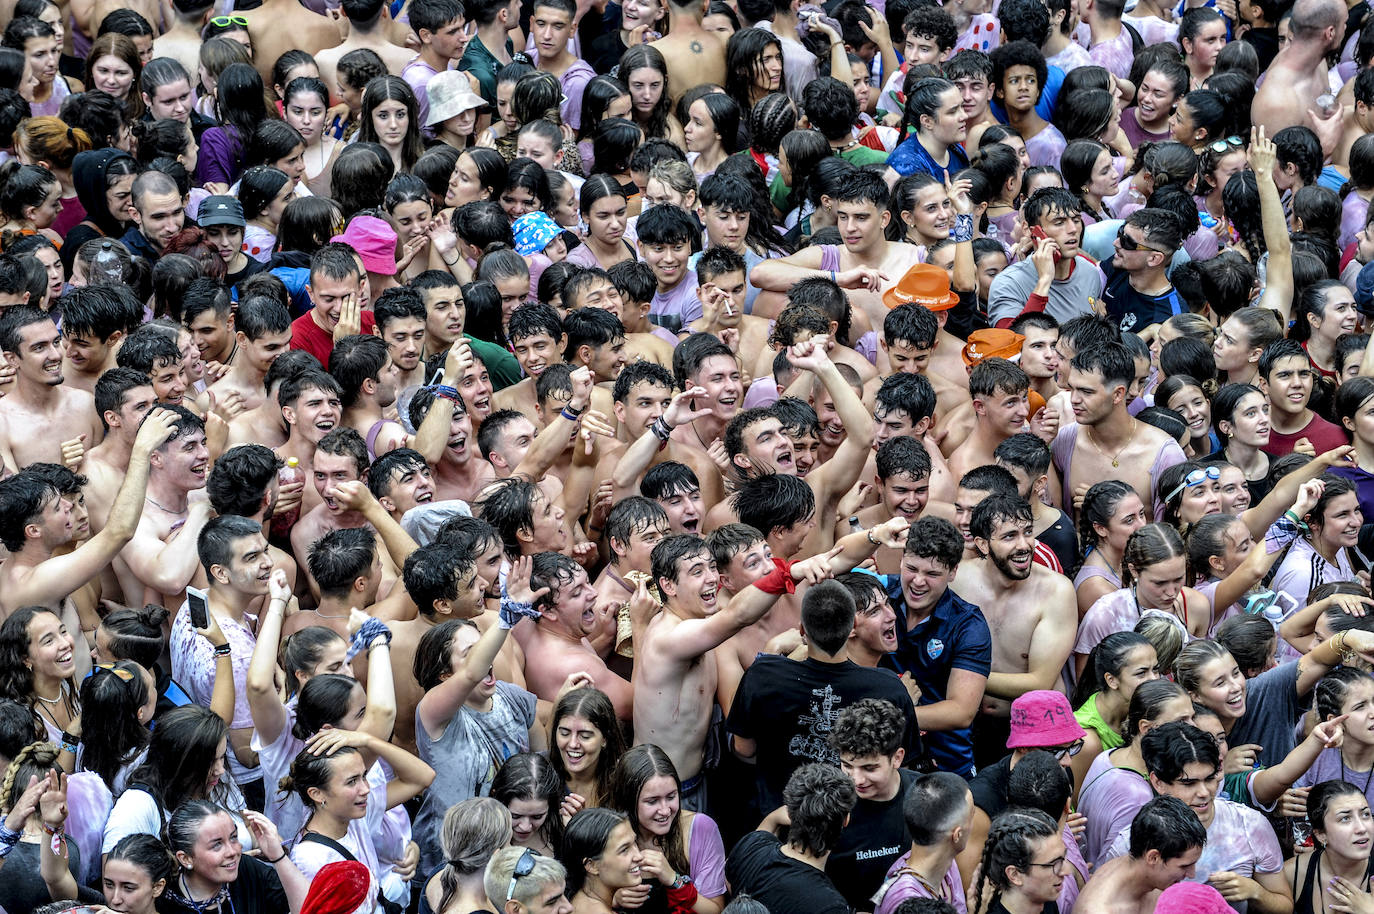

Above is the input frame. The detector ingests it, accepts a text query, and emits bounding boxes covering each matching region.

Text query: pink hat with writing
[1005,690,1086,749]
[1154,883,1231,914]
[331,215,398,276]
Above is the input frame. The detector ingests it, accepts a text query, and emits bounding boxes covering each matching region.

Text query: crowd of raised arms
[9,0,1374,914]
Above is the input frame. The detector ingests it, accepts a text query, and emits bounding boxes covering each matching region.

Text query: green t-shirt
[466,334,521,390]
[839,143,889,168]
[458,35,513,105]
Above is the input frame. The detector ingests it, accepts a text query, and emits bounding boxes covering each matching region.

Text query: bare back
[651,29,726,103]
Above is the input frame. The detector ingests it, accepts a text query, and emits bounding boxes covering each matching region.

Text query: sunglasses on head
[505,847,536,901]
[1165,465,1222,503]
[95,662,135,682]
[1207,135,1245,155]
[209,15,249,26]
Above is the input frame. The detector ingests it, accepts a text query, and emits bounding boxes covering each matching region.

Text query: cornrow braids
[971,808,1060,914]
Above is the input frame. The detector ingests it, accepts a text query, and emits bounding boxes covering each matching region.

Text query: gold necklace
[1084,422,1137,469]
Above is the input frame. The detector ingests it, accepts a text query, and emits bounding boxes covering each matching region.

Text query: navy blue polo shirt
[878,578,991,778]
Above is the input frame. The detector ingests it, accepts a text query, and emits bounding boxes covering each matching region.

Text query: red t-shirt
[290,309,376,366]
[1261,412,1350,457]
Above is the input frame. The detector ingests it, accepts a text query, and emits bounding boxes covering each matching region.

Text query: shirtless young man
[407,387,496,503]
[843,437,932,575]
[0,408,176,618]
[882,304,970,422]
[226,350,320,451]
[0,306,103,474]
[315,0,414,95]
[523,551,635,719]
[334,333,472,463]
[1053,341,1187,521]
[634,533,835,810]
[290,428,385,599]
[593,497,670,648]
[113,405,213,610]
[81,368,158,534]
[274,370,344,514]
[1010,312,1063,407]
[704,340,874,550]
[239,0,346,85]
[374,288,430,392]
[60,287,143,395]
[650,0,726,104]
[289,528,383,640]
[947,358,1032,482]
[1251,0,1346,144]
[1073,797,1207,914]
[751,172,924,331]
[205,443,301,590]
[207,296,294,415]
[952,494,1076,768]
[152,0,214,79]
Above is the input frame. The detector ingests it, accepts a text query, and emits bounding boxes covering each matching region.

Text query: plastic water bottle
[270,457,303,539]
[1262,602,1284,631]
[91,242,123,284]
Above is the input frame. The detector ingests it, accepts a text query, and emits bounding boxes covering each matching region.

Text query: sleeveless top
[1074,694,1124,751]
[1293,845,1374,914]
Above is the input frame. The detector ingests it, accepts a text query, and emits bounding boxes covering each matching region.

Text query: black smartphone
[187,585,209,631]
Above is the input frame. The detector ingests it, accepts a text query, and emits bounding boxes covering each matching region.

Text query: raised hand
[869,516,911,549]
[305,727,373,757]
[946,176,974,216]
[194,601,229,648]
[663,386,714,427]
[1247,125,1275,177]
[556,671,596,701]
[330,480,375,513]
[444,338,475,384]
[333,293,362,343]
[244,810,286,863]
[1030,235,1059,281]
[505,555,550,607]
[568,366,594,411]
[637,848,679,886]
[268,568,292,605]
[132,408,180,457]
[786,336,831,373]
[60,435,86,471]
[38,770,66,828]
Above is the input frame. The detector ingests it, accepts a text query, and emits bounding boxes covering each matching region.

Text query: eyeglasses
[1164,465,1222,503]
[1116,224,1166,255]
[95,662,135,682]
[1207,135,1244,155]
[1025,855,1069,874]
[505,847,536,901]
[208,15,249,26]
[1048,739,1084,760]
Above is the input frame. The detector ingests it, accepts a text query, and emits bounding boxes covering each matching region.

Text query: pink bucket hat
[1154,883,1231,914]
[1006,690,1086,749]
[331,215,398,276]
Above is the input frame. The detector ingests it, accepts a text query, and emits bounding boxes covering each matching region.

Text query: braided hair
[971,808,1060,914]
[0,740,58,812]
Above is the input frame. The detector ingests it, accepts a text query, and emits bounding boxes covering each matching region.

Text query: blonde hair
[14,116,91,170]
[647,159,697,204]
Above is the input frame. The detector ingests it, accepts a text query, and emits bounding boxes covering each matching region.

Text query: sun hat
[1006,690,1086,749]
[882,263,961,311]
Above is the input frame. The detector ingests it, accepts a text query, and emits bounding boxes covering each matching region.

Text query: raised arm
[415,556,544,735]
[38,773,78,903]
[399,340,472,463]
[750,246,884,293]
[354,610,398,745]
[245,811,311,913]
[11,410,179,608]
[610,388,713,498]
[1241,447,1351,540]
[246,570,293,746]
[1250,715,1344,807]
[513,367,596,481]
[949,177,977,293]
[1250,127,1294,325]
[120,500,214,597]
[793,340,875,502]
[330,481,419,569]
[655,547,840,661]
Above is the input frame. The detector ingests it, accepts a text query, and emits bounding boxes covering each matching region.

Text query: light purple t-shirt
[873,850,966,914]
[1048,40,1093,73]
[1025,124,1068,169]
[1078,749,1152,866]
[402,57,440,138]
[1105,798,1282,913]
[650,269,702,335]
[1342,193,1369,251]
[1121,13,1179,45]
[688,812,728,896]
[530,50,596,131]
[1075,24,1134,79]
[1075,588,1191,657]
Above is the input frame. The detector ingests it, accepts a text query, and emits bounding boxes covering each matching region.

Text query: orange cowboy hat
[882,263,961,311]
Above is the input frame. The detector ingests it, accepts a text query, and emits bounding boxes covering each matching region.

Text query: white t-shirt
[290,775,390,914]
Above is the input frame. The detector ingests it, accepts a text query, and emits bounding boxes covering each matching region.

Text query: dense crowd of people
[0,0,1372,909]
